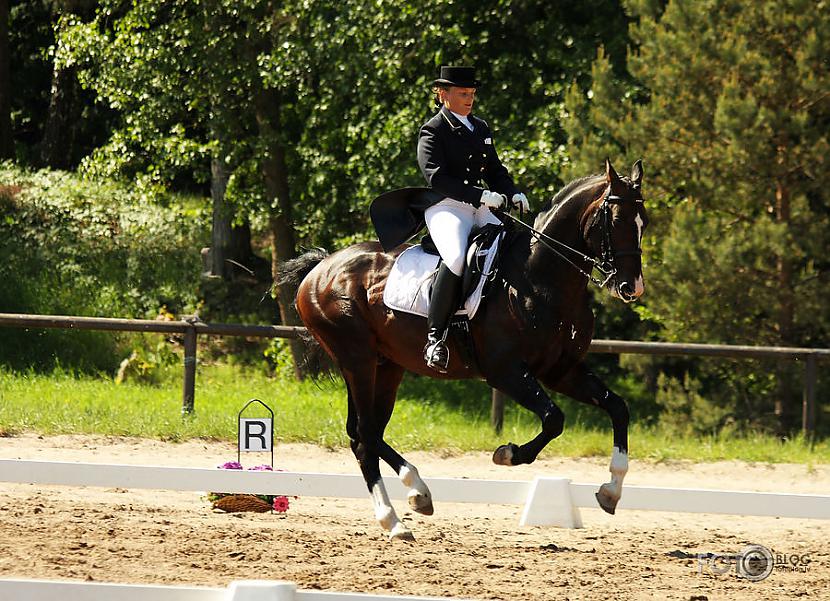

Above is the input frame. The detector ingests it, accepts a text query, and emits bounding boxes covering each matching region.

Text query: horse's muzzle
[615,278,644,303]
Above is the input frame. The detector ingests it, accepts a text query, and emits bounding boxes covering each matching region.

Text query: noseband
[497,184,642,289]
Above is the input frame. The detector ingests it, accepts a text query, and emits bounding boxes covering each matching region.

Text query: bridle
[496,184,643,290]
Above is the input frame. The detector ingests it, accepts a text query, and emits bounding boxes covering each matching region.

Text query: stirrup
[424,332,450,373]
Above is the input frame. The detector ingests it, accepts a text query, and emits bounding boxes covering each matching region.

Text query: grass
[0,364,827,465]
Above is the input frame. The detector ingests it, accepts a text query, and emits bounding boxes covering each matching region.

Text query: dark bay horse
[281,159,647,539]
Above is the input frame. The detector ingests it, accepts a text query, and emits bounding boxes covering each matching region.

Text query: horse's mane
[538,173,604,214]
[533,173,605,232]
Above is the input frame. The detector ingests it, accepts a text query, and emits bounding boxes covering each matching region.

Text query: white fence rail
[0,578,470,601]
[1,459,829,528]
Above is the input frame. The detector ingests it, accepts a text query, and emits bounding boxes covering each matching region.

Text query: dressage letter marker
[237,399,275,467]
[239,419,271,452]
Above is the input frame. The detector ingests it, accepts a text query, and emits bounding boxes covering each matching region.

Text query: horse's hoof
[492,443,520,466]
[408,492,434,516]
[595,488,619,515]
[389,524,416,542]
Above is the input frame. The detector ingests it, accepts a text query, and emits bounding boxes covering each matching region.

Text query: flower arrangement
[208,461,293,514]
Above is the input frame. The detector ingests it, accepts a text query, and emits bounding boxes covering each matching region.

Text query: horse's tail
[276,247,334,379]
[275,247,329,294]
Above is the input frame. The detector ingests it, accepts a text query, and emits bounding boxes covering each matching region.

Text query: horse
[279,159,647,540]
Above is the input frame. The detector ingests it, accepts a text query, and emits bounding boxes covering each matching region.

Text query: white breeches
[424,198,502,276]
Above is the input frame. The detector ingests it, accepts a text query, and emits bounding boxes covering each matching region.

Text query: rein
[496,186,641,289]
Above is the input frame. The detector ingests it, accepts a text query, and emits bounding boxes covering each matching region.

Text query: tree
[567,0,830,433]
[0,0,12,158]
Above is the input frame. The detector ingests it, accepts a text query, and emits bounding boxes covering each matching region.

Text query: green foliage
[0,162,208,370]
[566,0,830,432]
[54,0,634,249]
[263,338,297,381]
[114,333,180,386]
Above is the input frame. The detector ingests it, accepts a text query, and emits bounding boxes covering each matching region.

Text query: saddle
[383,223,506,320]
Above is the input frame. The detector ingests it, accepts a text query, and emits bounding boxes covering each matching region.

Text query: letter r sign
[239,418,273,452]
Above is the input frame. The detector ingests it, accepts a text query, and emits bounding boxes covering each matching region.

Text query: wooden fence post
[802,354,817,436]
[182,324,197,415]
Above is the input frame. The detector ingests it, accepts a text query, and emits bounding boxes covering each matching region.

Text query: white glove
[480,189,506,209]
[511,192,529,212]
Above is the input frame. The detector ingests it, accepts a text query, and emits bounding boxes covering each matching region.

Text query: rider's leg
[475,203,504,228]
[424,262,462,371]
[423,199,473,372]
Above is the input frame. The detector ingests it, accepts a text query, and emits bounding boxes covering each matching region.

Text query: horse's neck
[527,184,602,289]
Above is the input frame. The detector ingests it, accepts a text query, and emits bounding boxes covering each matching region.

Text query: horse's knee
[351,440,369,462]
[356,424,383,455]
[543,406,565,438]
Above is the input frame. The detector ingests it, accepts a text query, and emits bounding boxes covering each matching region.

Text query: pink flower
[248,464,273,471]
[219,461,243,470]
[272,496,290,513]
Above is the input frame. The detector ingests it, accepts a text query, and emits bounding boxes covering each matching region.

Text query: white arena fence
[1,459,829,529]
[2,460,829,601]
[0,578,472,601]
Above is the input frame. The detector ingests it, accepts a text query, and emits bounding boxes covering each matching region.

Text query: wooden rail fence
[0,312,826,434]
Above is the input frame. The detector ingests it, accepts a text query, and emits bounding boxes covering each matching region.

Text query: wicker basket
[211,494,272,513]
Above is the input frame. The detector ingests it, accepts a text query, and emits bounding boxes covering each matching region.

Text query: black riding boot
[424,263,462,373]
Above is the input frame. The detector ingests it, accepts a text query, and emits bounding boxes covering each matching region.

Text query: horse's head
[586,159,648,303]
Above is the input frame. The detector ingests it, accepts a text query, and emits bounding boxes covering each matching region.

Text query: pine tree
[567,0,830,433]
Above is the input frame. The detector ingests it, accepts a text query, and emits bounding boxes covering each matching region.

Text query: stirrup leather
[424,330,450,373]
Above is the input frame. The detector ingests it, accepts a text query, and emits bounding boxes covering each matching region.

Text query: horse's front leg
[548,363,630,515]
[485,362,565,466]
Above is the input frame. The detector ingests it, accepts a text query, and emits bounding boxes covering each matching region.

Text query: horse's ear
[605,158,622,185]
[631,159,643,187]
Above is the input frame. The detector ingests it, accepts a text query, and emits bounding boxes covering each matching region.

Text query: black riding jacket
[417,106,518,206]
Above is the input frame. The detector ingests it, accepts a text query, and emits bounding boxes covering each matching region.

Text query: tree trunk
[210,156,233,279]
[0,0,13,159]
[39,62,81,169]
[253,86,305,379]
[774,179,795,435]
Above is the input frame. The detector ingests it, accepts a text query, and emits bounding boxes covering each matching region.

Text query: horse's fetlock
[399,464,419,488]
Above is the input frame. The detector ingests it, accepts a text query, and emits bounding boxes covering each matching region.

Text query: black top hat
[433,66,479,88]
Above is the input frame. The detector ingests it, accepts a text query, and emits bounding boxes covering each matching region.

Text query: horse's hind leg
[343,365,413,541]
[550,363,630,515]
[372,362,433,517]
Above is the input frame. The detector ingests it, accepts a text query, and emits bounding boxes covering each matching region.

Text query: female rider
[417,65,528,372]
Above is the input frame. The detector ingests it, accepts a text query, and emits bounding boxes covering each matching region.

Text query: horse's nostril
[619,282,634,296]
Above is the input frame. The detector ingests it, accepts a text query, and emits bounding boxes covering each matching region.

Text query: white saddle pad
[383,237,501,320]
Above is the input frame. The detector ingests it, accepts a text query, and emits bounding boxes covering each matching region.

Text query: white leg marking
[400,463,428,497]
[400,463,433,515]
[605,446,629,501]
[371,481,404,534]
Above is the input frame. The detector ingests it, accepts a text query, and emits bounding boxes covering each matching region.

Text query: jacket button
[468,154,473,159]
[464,180,469,184]
[466,167,470,172]
[482,153,487,158]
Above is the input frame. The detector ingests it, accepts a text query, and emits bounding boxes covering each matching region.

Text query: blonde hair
[432,84,450,107]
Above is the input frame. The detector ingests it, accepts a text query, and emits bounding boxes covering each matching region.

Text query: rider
[418,65,529,372]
